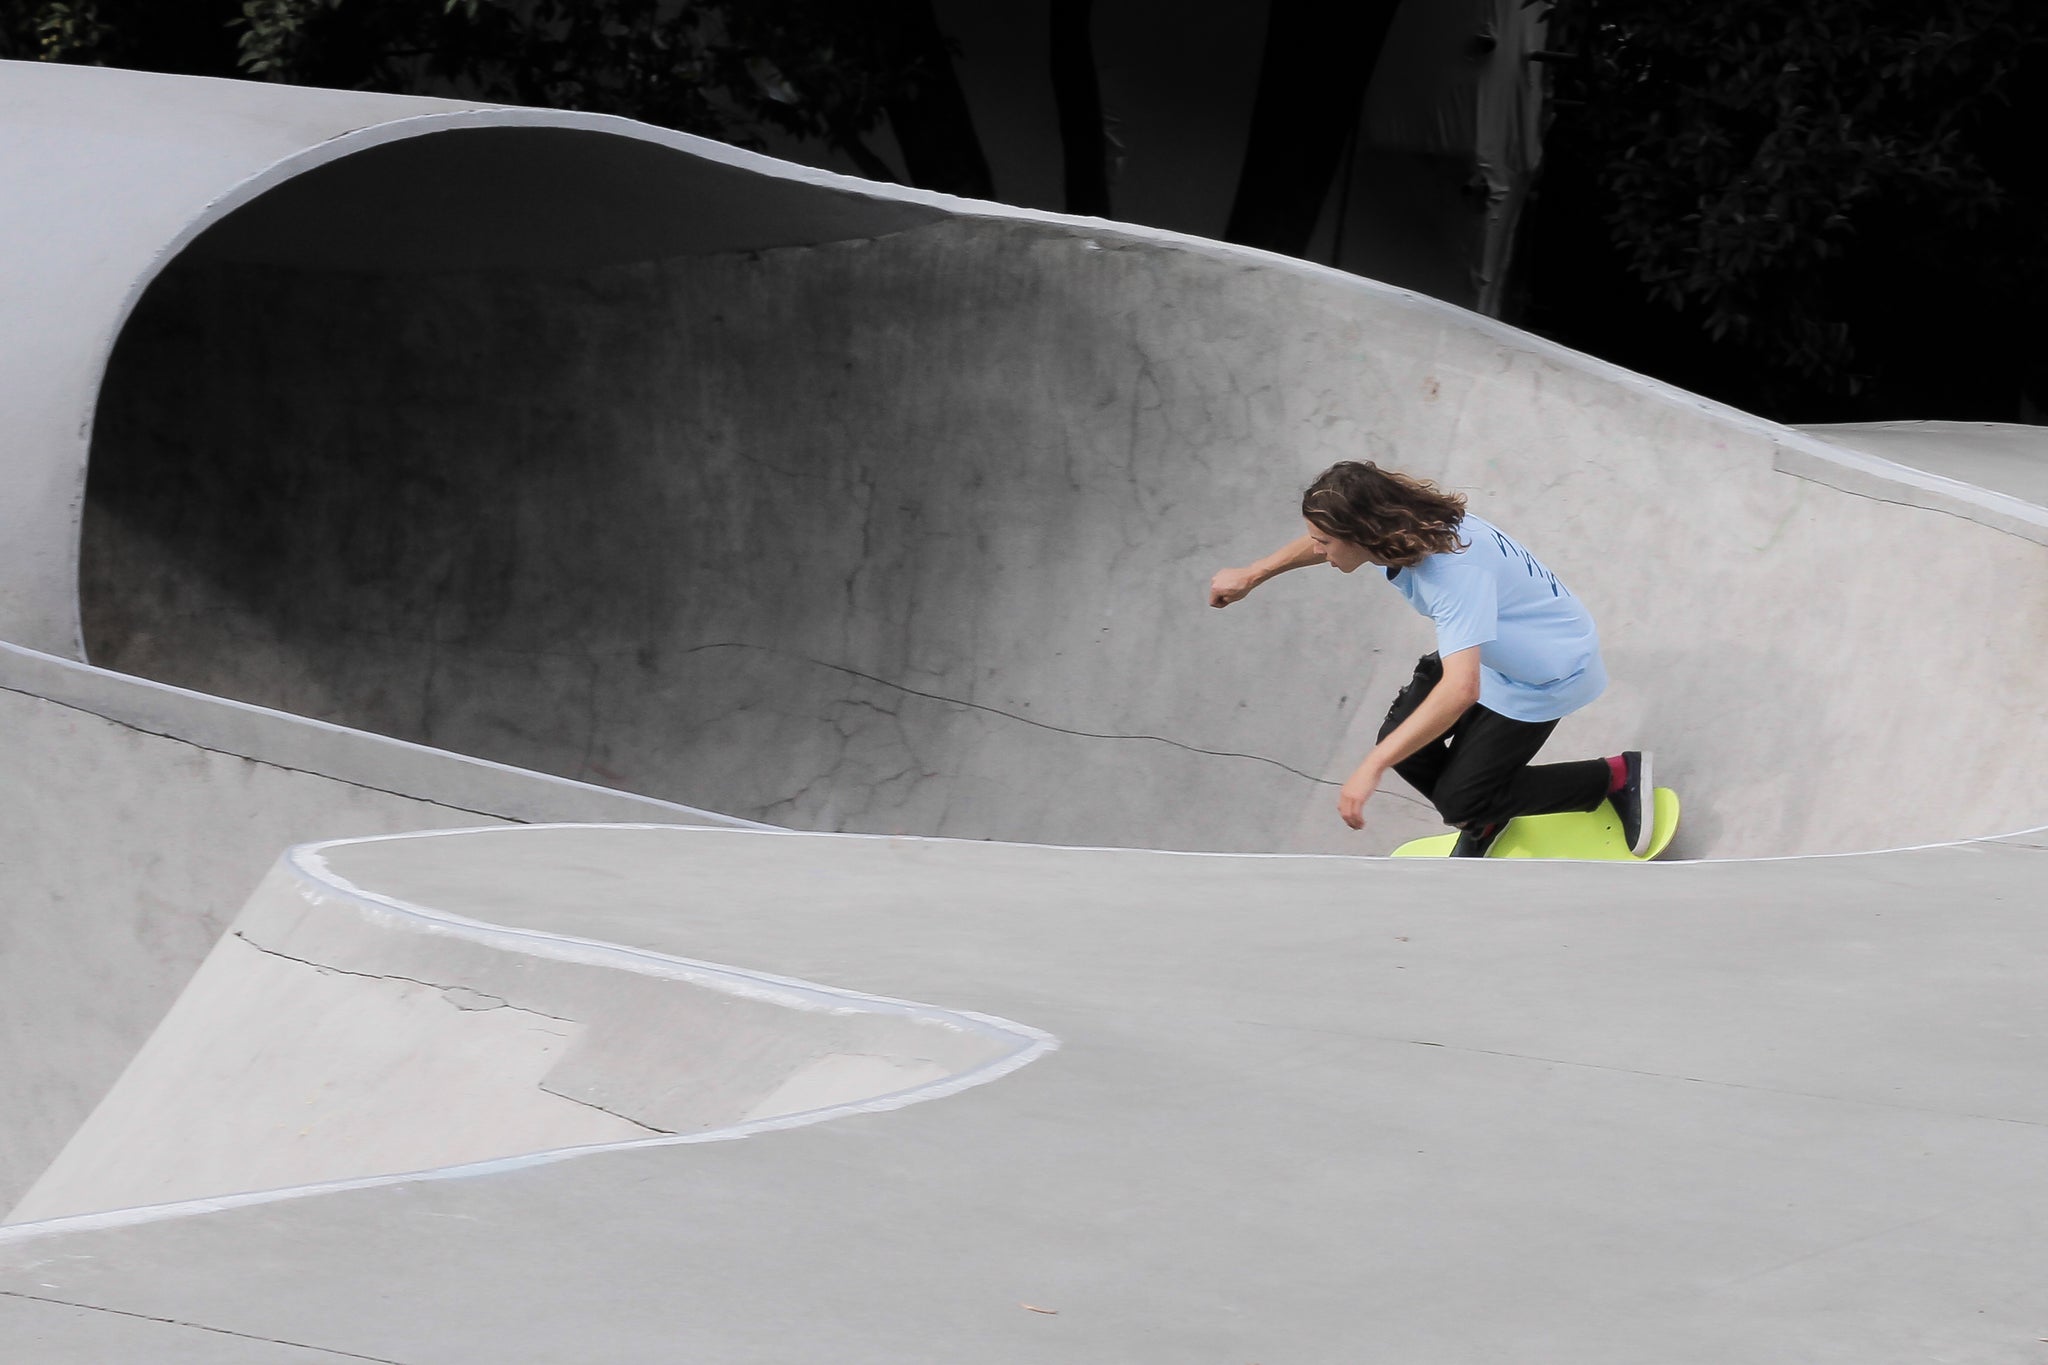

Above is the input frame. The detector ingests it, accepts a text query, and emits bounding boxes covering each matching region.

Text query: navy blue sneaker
[1609,751,1653,854]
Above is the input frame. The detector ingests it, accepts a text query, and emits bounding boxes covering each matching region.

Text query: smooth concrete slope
[11,832,1046,1224]
[5,823,2048,1364]
[0,642,761,1214]
[16,66,2028,858]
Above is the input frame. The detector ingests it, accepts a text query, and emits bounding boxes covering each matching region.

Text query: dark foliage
[1225,0,1402,257]
[0,0,244,74]
[1048,0,1108,217]
[1523,0,2048,421]
[0,0,989,195]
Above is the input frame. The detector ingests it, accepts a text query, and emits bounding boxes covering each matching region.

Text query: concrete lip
[1796,420,2048,513]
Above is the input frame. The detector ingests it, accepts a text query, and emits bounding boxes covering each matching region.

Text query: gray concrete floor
[5,824,2047,1363]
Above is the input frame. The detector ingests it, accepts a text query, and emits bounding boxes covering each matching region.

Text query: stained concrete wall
[80,212,2048,857]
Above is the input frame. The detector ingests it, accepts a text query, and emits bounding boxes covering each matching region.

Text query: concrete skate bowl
[8,825,1051,1227]
[70,111,2048,860]
[11,66,2048,1364]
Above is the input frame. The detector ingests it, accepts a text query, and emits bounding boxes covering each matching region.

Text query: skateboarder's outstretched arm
[1208,535,1325,607]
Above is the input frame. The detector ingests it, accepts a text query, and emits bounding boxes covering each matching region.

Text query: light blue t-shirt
[1384,513,1606,722]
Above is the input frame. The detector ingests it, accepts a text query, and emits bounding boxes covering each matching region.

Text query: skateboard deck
[1391,788,1680,860]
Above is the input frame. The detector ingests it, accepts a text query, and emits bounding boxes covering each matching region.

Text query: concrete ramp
[0,638,762,1213]
[10,828,1047,1225]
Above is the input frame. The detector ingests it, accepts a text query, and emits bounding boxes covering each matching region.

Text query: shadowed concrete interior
[78,125,2048,858]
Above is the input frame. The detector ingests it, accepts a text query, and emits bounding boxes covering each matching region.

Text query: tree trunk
[1048,0,1111,217]
[1224,0,1403,257]
[881,0,995,200]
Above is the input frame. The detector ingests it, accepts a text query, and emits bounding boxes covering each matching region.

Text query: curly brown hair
[1300,462,1467,568]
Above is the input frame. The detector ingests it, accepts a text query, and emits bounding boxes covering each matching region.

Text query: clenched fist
[1208,566,1258,608]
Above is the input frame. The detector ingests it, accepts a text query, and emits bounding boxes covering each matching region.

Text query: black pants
[1379,653,1611,831]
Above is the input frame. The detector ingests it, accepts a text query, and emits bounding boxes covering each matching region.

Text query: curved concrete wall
[81,206,2048,857]
[10,58,2048,863]
[0,59,938,659]
[0,62,479,657]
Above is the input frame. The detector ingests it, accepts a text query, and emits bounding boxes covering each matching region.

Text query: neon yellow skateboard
[1391,788,1680,860]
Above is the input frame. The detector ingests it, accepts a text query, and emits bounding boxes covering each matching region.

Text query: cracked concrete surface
[231,932,580,1025]
[0,1290,411,1364]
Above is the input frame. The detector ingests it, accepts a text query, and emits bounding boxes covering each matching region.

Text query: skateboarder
[1208,460,1650,856]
